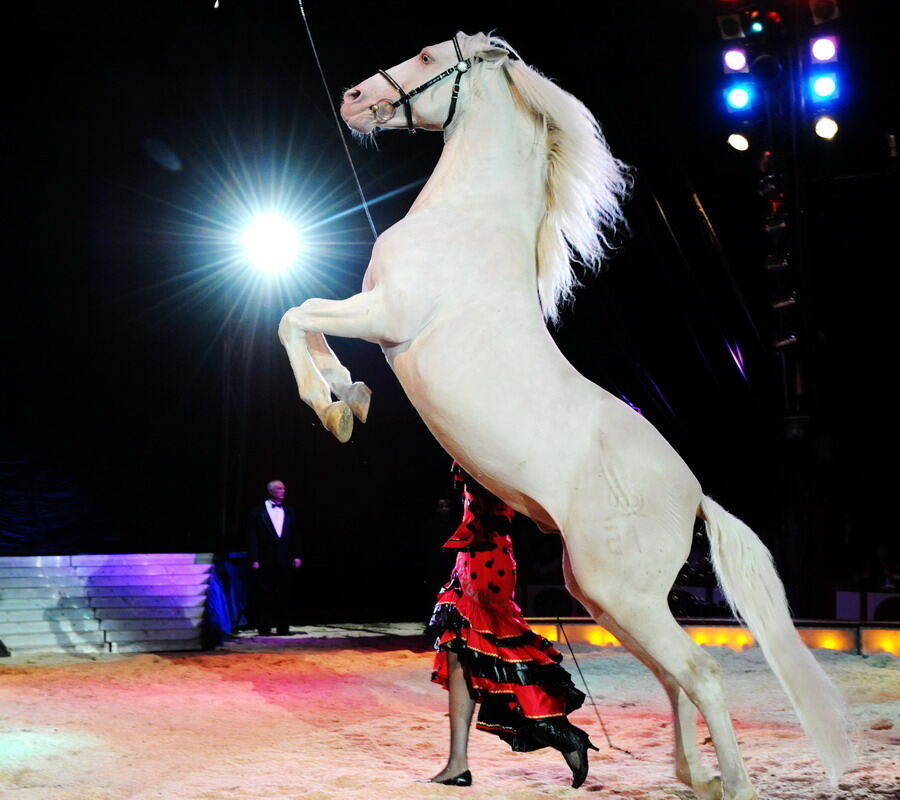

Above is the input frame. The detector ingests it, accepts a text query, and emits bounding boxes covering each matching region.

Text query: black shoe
[432,770,472,786]
[257,628,271,636]
[530,719,599,788]
[276,627,290,636]
[564,737,599,789]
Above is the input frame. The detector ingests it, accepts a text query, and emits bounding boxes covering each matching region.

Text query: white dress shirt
[265,499,285,537]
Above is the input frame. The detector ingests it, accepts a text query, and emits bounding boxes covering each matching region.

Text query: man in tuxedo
[247,479,303,636]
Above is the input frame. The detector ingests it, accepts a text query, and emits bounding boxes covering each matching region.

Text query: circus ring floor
[1,623,897,800]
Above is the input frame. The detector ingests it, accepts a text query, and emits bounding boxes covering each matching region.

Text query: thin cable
[296,0,379,241]
[557,618,637,758]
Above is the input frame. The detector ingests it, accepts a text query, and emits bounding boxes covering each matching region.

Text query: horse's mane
[462,33,631,324]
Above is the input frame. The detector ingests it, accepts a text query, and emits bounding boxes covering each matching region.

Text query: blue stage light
[810,72,839,101]
[725,83,754,112]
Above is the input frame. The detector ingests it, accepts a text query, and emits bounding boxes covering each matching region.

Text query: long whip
[295,0,379,241]
[556,617,636,757]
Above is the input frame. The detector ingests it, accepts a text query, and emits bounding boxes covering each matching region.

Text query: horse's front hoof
[322,401,353,443]
[346,381,372,423]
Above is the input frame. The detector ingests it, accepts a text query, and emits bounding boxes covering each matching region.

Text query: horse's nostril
[344,88,362,103]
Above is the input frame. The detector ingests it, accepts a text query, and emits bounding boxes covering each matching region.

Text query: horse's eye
[421,53,432,64]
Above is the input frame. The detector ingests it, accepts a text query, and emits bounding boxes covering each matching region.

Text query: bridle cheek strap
[442,35,470,129]
[377,69,414,131]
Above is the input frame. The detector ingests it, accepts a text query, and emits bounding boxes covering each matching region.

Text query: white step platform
[0,554,213,655]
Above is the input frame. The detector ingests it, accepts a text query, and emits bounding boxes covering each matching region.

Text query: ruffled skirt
[429,577,588,753]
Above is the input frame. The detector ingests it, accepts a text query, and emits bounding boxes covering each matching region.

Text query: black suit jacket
[246,503,303,568]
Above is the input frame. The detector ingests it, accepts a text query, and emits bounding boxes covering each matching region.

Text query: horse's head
[340,32,513,135]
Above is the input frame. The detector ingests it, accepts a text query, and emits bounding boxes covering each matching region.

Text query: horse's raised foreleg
[563,550,722,800]
[278,290,387,442]
[307,332,371,422]
[279,321,352,442]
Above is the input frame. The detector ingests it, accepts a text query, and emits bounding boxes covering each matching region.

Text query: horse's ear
[478,46,512,67]
[459,32,514,68]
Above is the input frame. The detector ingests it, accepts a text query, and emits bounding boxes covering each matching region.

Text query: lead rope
[556,617,636,757]
[295,0,379,241]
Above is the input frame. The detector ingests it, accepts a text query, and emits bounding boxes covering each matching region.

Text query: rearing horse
[278,32,852,800]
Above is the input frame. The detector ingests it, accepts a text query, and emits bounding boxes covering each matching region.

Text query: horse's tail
[700,495,854,782]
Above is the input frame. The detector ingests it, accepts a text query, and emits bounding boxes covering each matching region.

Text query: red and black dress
[428,465,590,754]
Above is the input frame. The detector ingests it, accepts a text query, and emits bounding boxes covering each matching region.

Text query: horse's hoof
[322,401,353,443]
[694,776,723,800]
[725,789,757,800]
[345,381,371,423]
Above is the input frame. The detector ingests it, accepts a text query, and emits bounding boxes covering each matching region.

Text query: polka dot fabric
[429,467,586,751]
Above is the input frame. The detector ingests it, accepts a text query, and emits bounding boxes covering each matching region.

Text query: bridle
[369,35,475,132]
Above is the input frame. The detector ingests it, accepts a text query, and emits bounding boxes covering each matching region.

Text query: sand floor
[1,623,898,800]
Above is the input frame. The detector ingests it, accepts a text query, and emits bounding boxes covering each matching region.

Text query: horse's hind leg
[563,554,721,800]
[597,613,722,800]
[306,332,371,422]
[596,598,756,800]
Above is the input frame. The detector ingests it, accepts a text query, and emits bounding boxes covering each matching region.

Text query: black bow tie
[270,502,283,508]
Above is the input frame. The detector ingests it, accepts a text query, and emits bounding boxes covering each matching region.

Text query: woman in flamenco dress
[427,464,598,788]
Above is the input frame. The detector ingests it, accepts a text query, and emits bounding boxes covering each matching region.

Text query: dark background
[2,1,898,621]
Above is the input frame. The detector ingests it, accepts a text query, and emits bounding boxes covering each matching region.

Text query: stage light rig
[714,0,845,441]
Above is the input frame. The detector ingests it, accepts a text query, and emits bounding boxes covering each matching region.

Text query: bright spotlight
[810,35,838,63]
[815,116,839,139]
[723,48,749,73]
[240,213,302,274]
[727,133,750,151]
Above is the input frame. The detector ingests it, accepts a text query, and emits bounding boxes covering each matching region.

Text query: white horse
[278,32,852,799]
